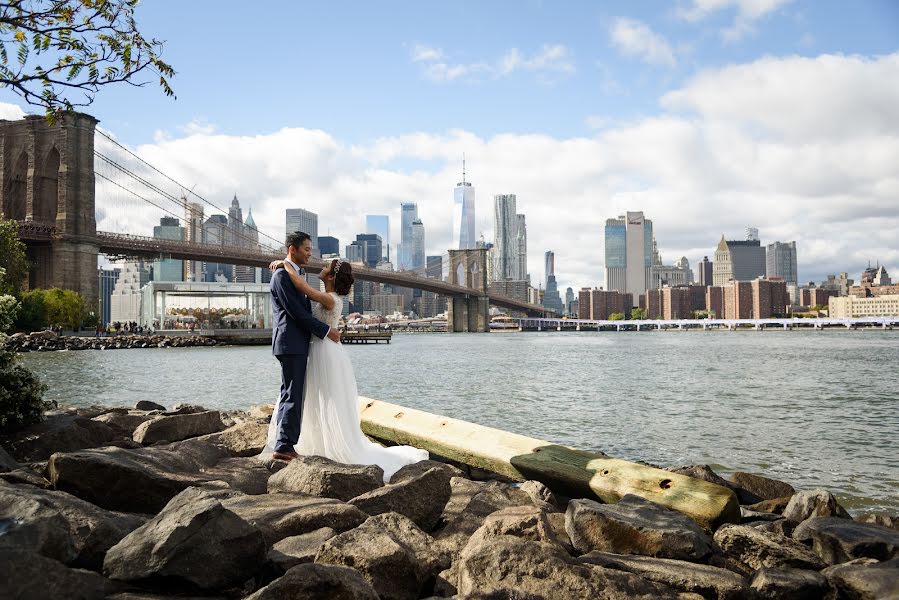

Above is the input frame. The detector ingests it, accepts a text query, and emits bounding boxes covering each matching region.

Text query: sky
[1,0,898,291]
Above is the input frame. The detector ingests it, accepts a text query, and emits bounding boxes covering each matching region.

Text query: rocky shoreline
[4,331,221,352]
[1,402,897,599]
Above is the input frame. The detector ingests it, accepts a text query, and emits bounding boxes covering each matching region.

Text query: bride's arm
[281,262,336,310]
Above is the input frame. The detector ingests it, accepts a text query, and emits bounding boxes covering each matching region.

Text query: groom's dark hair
[286,231,312,249]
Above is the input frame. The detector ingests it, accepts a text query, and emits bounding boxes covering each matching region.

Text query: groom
[271,231,341,461]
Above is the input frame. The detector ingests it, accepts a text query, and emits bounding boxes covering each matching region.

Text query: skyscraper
[397,202,418,270]
[410,219,425,272]
[234,207,259,283]
[542,250,564,312]
[365,215,390,260]
[453,159,476,250]
[713,235,766,286]
[152,216,184,281]
[184,200,204,282]
[697,256,713,287]
[285,208,319,252]
[492,194,519,281]
[516,214,528,283]
[604,211,652,300]
[203,214,232,282]
[766,241,798,287]
[355,234,383,268]
[318,236,340,256]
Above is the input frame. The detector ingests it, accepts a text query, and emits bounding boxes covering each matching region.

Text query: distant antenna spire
[462,153,466,184]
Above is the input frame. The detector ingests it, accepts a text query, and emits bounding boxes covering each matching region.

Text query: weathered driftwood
[358,397,740,529]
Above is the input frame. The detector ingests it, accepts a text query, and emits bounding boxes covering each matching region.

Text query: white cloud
[609,18,677,67]
[0,102,26,120]
[11,51,895,291]
[411,43,574,82]
[677,0,794,41]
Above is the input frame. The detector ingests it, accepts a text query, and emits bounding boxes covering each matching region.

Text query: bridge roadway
[515,316,899,330]
[18,222,552,316]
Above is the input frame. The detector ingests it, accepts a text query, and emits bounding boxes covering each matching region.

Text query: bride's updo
[331,259,354,296]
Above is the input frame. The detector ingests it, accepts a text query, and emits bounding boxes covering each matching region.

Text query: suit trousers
[274,354,308,453]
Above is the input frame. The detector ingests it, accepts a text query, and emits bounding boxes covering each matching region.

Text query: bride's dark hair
[332,259,354,296]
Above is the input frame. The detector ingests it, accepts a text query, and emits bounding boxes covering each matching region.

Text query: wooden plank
[358,397,740,529]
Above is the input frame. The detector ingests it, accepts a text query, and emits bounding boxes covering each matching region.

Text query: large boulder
[0,466,51,488]
[747,567,830,600]
[782,489,851,523]
[134,400,167,411]
[565,495,713,560]
[465,504,564,550]
[0,445,19,472]
[268,455,384,500]
[202,456,274,495]
[857,513,899,531]
[728,472,795,505]
[222,492,368,546]
[389,459,464,484]
[0,482,145,570]
[267,527,337,572]
[4,414,119,462]
[454,535,689,599]
[713,524,825,570]
[793,516,899,564]
[245,563,378,600]
[132,410,226,445]
[103,487,266,590]
[92,411,154,437]
[349,466,451,531]
[360,512,450,575]
[48,439,231,513]
[195,421,268,457]
[822,557,899,599]
[520,479,562,512]
[580,551,748,600]
[0,549,121,600]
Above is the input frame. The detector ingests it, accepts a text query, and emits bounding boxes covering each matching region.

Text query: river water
[19,330,899,514]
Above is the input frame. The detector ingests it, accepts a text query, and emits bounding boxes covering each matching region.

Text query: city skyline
[2,1,895,290]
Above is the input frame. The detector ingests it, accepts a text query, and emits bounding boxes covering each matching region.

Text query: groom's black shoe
[272,450,299,462]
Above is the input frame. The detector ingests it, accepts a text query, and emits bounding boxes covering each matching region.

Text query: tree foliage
[15,287,85,330]
[0,0,175,115]
[629,307,647,320]
[608,312,625,321]
[0,220,29,296]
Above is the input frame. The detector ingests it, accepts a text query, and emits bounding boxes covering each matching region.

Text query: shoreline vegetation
[1,399,897,598]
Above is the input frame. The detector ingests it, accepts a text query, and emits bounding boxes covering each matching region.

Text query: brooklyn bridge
[1,113,554,332]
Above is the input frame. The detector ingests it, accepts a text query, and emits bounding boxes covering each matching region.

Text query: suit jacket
[270,267,330,356]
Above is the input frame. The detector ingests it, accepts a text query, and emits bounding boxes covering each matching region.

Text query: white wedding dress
[260,293,428,481]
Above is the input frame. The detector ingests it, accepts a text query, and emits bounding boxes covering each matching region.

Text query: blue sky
[2,0,898,290]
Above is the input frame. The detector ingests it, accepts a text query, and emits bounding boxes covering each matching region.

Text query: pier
[513,316,899,332]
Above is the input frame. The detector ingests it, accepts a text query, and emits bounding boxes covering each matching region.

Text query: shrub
[0,295,18,334]
[15,289,48,332]
[0,342,49,434]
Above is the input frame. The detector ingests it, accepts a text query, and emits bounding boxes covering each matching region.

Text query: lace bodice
[313,293,343,328]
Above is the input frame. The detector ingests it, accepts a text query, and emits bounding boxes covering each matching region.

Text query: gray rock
[268,455,384,500]
[350,466,451,531]
[793,516,899,564]
[134,400,166,411]
[222,492,368,546]
[747,567,829,600]
[728,472,795,504]
[822,557,899,600]
[389,459,463,484]
[0,466,50,488]
[4,414,119,462]
[782,489,851,523]
[454,535,688,599]
[268,527,337,571]
[202,456,273,495]
[713,524,825,570]
[520,479,562,512]
[316,525,430,600]
[169,403,208,414]
[103,487,266,590]
[746,496,792,515]
[580,551,748,599]
[132,410,226,445]
[0,445,19,472]
[465,504,563,551]
[857,513,899,531]
[671,465,733,489]
[565,495,713,560]
[92,411,153,436]
[0,549,121,600]
[245,563,378,600]
[359,512,450,575]
[748,518,796,538]
[48,439,231,513]
[195,421,268,457]
[0,481,145,570]
[741,507,783,522]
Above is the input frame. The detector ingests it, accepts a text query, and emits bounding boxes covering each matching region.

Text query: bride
[259,258,428,481]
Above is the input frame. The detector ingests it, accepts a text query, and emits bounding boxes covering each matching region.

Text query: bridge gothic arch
[446,248,489,332]
[34,145,60,222]
[2,148,29,221]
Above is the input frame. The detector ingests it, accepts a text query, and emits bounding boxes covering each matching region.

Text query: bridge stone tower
[0,113,99,309]
[446,248,489,332]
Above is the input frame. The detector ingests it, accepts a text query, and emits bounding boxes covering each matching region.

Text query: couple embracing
[259,231,427,481]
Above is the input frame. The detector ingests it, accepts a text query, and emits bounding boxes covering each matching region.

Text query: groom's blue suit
[270,263,330,453]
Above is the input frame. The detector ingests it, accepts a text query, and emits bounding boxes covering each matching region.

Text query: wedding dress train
[260,293,428,481]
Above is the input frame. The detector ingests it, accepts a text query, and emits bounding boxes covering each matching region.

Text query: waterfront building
[410,219,425,272]
[751,278,789,318]
[577,288,633,320]
[646,287,693,320]
[578,287,592,320]
[202,214,232,282]
[697,256,713,287]
[352,279,377,313]
[318,236,339,257]
[650,263,692,289]
[98,267,121,326]
[397,202,418,270]
[706,286,724,319]
[110,260,152,323]
[140,281,272,329]
[569,298,579,317]
[184,200,204,282]
[604,212,652,303]
[365,215,390,261]
[492,194,520,281]
[829,294,899,318]
[767,241,798,288]
[542,251,564,313]
[453,160,476,250]
[713,235,766,286]
[153,216,184,281]
[801,287,838,308]
[371,293,405,316]
[723,281,754,319]
[488,279,529,303]
[821,272,853,296]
